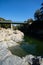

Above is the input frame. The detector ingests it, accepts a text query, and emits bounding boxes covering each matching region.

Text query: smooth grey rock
[0,29,29,65]
[2,55,28,65]
[0,48,11,60]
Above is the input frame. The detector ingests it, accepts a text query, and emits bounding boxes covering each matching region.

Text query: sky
[0,0,43,22]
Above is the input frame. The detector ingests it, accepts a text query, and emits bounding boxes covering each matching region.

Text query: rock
[0,47,28,65]
[0,43,28,65]
[2,55,28,65]
[0,28,24,49]
[0,48,11,60]
[6,40,19,47]
[24,55,43,65]
[37,56,42,64]
[11,34,24,42]
[40,58,43,65]
[0,41,8,49]
[0,28,29,65]
[24,54,35,64]
[0,28,24,42]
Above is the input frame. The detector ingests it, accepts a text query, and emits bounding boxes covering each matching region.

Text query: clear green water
[9,35,43,57]
[23,35,43,56]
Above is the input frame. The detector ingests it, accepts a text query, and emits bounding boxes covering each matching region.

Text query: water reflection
[20,42,36,55]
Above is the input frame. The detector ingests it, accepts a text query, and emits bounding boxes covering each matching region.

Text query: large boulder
[2,55,28,65]
[24,54,35,64]
[0,28,24,42]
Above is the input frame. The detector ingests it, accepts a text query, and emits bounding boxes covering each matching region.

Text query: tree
[27,18,33,24]
[34,9,41,21]
[34,3,43,21]
[40,3,43,20]
[0,17,11,28]
[0,17,5,21]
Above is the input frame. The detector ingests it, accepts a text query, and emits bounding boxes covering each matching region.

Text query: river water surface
[9,35,43,57]
[21,35,43,56]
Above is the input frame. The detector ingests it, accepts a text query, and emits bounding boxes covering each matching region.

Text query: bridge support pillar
[11,24,13,30]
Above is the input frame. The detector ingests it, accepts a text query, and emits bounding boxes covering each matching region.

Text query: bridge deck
[0,21,27,24]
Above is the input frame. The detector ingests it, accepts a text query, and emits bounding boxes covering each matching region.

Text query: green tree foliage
[40,3,43,20]
[18,3,43,39]
[1,24,11,28]
[26,18,33,24]
[34,9,41,21]
[18,18,33,35]
[0,17,11,28]
[34,3,43,21]
[0,17,5,21]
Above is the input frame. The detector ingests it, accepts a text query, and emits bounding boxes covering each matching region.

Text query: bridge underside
[0,21,26,24]
[0,21,27,30]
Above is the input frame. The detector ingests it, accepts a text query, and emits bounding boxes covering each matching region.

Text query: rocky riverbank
[0,28,28,65]
[0,28,43,65]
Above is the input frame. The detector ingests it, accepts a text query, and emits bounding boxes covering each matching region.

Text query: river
[21,35,43,56]
[9,35,43,57]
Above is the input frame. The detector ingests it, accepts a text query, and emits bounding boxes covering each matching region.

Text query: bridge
[0,21,27,24]
[0,21,27,29]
